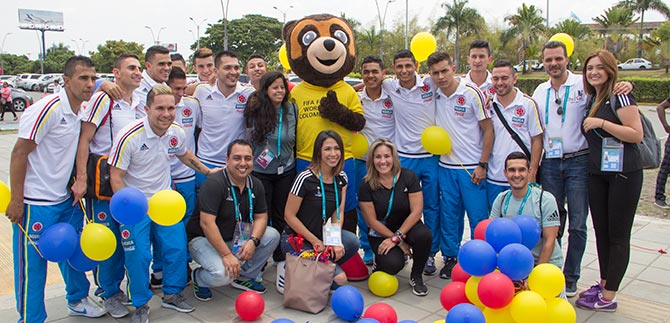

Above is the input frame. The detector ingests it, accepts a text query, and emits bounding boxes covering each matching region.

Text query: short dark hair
[215,50,238,68]
[469,40,492,56]
[193,47,213,65]
[167,67,187,84]
[226,139,253,158]
[170,53,186,66]
[493,60,515,73]
[393,49,416,64]
[113,53,140,69]
[542,41,568,58]
[361,55,385,70]
[145,45,170,63]
[505,151,530,169]
[426,51,453,68]
[246,54,265,63]
[63,56,95,77]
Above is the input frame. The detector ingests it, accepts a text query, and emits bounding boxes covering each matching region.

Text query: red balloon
[363,302,398,323]
[451,262,471,283]
[235,291,265,321]
[474,218,493,240]
[440,282,471,311]
[477,272,515,309]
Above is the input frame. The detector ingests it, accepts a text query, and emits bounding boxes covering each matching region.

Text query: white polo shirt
[18,89,82,205]
[170,96,201,182]
[133,70,163,118]
[532,71,589,156]
[193,81,254,166]
[382,74,435,158]
[489,89,543,185]
[358,88,395,159]
[463,71,495,99]
[81,91,143,155]
[435,79,490,169]
[108,118,187,199]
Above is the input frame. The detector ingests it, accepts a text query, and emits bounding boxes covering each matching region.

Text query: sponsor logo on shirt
[60,117,67,125]
[381,98,394,118]
[420,84,433,101]
[140,143,149,151]
[112,103,121,110]
[205,94,213,100]
[32,222,43,232]
[570,89,585,103]
[235,95,247,111]
[454,106,466,116]
[315,186,322,198]
[168,136,179,154]
[97,212,107,221]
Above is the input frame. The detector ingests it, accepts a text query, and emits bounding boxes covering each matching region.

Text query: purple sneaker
[575,293,617,312]
[578,282,603,299]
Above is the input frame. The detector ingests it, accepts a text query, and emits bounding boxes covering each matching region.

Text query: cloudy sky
[1,0,665,62]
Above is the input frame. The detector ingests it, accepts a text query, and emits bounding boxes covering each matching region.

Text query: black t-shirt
[583,93,641,174]
[358,168,422,232]
[284,169,348,240]
[186,170,267,241]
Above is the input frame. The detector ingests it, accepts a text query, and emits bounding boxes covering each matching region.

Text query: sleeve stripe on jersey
[109,123,144,166]
[290,170,312,195]
[522,94,544,132]
[85,93,110,123]
[28,97,60,140]
[464,83,489,118]
[617,94,631,107]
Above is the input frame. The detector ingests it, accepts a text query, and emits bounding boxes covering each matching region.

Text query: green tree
[89,40,145,73]
[644,21,670,72]
[43,43,75,74]
[593,6,639,58]
[502,3,546,73]
[0,54,35,74]
[618,0,670,58]
[433,0,485,72]
[549,19,592,40]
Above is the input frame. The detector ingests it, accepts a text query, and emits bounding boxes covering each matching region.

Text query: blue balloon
[271,319,295,323]
[513,215,541,249]
[457,240,497,276]
[39,222,78,262]
[109,187,148,225]
[332,285,364,321]
[399,320,419,323]
[446,303,485,323]
[67,235,99,272]
[497,243,535,280]
[358,319,381,323]
[485,218,522,253]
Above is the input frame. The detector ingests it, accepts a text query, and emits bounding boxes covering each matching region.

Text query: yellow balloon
[410,32,437,62]
[483,305,515,323]
[546,298,576,323]
[421,126,452,155]
[368,271,398,297]
[432,320,445,323]
[80,223,116,261]
[148,190,186,226]
[278,43,291,71]
[509,291,547,323]
[527,263,565,299]
[352,133,369,158]
[465,276,484,308]
[549,33,575,57]
[0,180,10,213]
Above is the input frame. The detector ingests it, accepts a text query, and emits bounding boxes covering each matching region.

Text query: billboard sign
[18,9,64,31]
[162,43,178,52]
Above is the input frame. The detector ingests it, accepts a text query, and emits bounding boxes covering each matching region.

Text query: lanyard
[545,86,570,125]
[503,185,532,216]
[319,171,340,223]
[382,174,397,223]
[276,106,283,159]
[226,169,254,223]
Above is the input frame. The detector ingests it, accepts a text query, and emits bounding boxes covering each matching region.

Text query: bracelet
[395,230,406,242]
[601,120,605,129]
[250,236,261,247]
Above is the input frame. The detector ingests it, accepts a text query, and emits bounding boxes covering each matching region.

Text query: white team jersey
[435,79,490,168]
[382,74,435,158]
[358,88,395,159]
[81,91,143,156]
[193,81,255,166]
[133,70,164,118]
[18,89,82,205]
[489,89,543,185]
[170,96,201,182]
[463,71,495,99]
[108,118,187,199]
[532,71,589,156]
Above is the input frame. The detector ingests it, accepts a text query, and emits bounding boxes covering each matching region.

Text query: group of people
[6,37,645,323]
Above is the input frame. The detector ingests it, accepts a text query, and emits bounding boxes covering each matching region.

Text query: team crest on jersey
[514,107,525,117]
[235,95,247,110]
[420,84,430,93]
[121,229,131,239]
[488,87,495,95]
[182,108,192,117]
[168,136,179,154]
[97,212,107,221]
[32,222,43,232]
[383,99,392,109]
[237,95,247,104]
[381,98,394,118]
[457,96,466,105]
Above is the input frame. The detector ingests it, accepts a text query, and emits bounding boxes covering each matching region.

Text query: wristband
[250,236,261,247]
[478,161,488,169]
[395,230,406,242]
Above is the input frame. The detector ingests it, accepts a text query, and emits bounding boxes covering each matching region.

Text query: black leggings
[588,170,642,291]
[0,101,16,118]
[253,168,296,262]
[368,222,432,278]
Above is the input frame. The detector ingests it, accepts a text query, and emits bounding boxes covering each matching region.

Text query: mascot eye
[333,30,348,44]
[302,31,317,46]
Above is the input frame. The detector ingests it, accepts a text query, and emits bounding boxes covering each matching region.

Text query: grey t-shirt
[249,102,297,174]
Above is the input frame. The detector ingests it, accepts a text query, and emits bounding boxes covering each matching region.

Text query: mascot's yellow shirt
[291,80,363,161]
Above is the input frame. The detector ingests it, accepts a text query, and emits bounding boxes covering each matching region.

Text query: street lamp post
[70,39,81,54]
[144,26,166,45]
[273,5,294,25]
[1,33,11,75]
[70,38,88,55]
[220,0,230,50]
[405,0,409,49]
[189,17,207,50]
[375,0,395,58]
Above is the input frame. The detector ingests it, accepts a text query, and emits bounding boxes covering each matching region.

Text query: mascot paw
[318,90,345,118]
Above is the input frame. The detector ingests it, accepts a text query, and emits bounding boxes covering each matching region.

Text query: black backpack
[609,94,661,169]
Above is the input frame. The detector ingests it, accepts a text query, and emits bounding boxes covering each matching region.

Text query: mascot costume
[284,13,369,280]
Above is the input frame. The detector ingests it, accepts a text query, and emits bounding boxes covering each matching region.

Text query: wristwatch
[390,235,400,244]
[250,236,261,247]
[478,161,488,169]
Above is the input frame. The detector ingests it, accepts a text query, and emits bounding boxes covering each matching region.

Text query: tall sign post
[18,9,65,74]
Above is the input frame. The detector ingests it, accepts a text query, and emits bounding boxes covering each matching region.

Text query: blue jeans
[655,138,670,201]
[354,158,370,252]
[188,227,280,287]
[280,230,360,276]
[540,155,589,284]
[399,156,440,255]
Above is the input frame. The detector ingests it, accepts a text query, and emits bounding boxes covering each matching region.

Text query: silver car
[3,88,34,112]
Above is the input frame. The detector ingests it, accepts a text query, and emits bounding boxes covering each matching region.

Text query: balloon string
[16,223,45,259]
[450,154,473,177]
[78,199,91,224]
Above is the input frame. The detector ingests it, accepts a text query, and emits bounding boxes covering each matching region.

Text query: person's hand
[222,253,241,279]
[98,81,122,100]
[237,240,256,261]
[528,168,538,183]
[70,179,87,205]
[613,81,633,95]
[377,238,397,255]
[6,199,24,224]
[583,117,605,132]
[471,166,486,185]
[312,240,326,253]
[208,167,223,175]
[331,245,345,261]
[398,241,412,257]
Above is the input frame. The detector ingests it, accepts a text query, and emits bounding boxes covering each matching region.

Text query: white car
[618,58,652,70]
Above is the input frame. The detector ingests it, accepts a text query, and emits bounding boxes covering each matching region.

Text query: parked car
[17,74,41,90]
[0,75,15,87]
[513,60,541,72]
[32,74,62,91]
[618,58,652,70]
[2,88,34,112]
[344,77,363,87]
[97,73,116,83]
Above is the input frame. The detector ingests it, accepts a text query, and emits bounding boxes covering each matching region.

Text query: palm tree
[593,6,639,57]
[502,3,545,73]
[618,0,670,58]
[549,19,592,41]
[433,0,484,72]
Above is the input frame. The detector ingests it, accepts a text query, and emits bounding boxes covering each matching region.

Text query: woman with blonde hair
[578,50,643,312]
[359,138,432,296]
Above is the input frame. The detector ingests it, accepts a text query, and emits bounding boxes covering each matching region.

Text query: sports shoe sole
[232,282,267,294]
[161,301,195,313]
[576,302,617,312]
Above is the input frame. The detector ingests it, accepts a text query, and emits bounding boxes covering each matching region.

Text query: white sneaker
[276,261,286,295]
[67,297,107,318]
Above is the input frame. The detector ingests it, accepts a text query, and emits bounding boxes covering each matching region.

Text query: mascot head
[283,14,356,88]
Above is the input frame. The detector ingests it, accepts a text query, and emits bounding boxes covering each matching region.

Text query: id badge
[322,223,343,246]
[369,228,382,238]
[255,148,275,169]
[277,165,284,175]
[232,221,253,254]
[601,137,624,172]
[546,137,563,159]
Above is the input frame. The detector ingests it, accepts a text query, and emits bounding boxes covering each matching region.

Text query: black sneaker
[423,256,436,276]
[440,257,458,279]
[409,275,428,296]
[150,272,162,289]
[654,199,670,209]
[565,281,578,298]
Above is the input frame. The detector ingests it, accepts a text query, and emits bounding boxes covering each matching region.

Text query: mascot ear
[283,20,298,42]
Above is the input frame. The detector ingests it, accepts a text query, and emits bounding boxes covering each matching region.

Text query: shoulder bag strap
[492,102,531,157]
